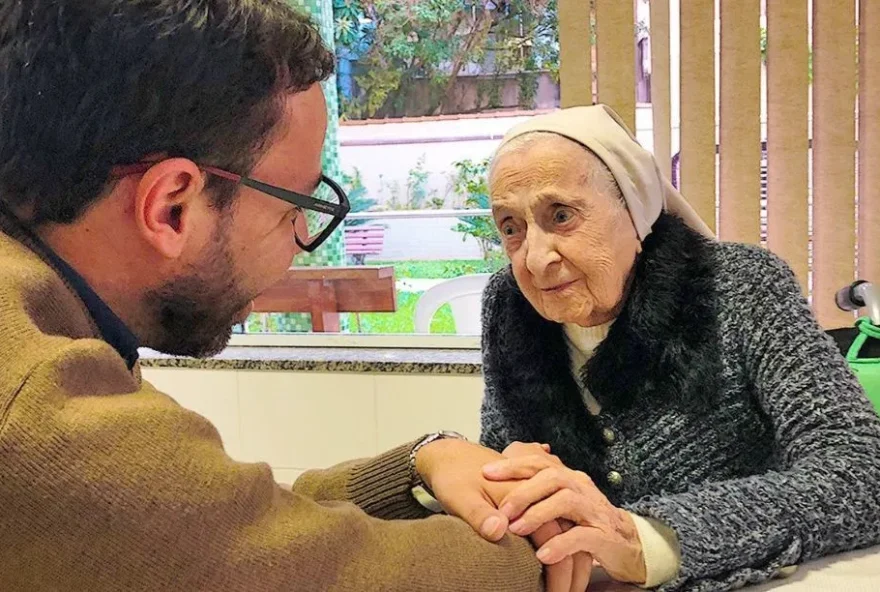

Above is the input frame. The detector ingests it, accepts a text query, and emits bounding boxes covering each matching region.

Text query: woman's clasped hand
[484,442,647,592]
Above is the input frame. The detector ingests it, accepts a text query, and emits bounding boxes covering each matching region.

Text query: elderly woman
[477,105,880,591]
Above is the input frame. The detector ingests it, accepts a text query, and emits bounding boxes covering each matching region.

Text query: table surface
[590,546,880,592]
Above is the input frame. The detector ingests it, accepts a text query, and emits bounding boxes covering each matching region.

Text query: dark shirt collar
[0,204,140,369]
[41,248,141,370]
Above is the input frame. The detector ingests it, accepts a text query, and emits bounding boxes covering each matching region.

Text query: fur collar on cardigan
[481,213,721,477]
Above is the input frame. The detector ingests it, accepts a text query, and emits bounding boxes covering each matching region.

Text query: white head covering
[495,104,713,240]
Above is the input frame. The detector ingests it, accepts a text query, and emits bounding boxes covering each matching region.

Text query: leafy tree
[333,0,558,119]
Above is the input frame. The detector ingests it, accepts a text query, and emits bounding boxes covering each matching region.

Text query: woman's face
[490,136,642,327]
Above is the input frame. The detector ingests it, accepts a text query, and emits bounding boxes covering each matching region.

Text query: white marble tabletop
[589,546,880,592]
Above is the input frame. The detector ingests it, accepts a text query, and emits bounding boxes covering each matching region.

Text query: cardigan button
[607,471,623,487]
[602,428,617,444]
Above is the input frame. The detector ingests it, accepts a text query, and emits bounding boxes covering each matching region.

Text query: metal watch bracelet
[409,430,467,513]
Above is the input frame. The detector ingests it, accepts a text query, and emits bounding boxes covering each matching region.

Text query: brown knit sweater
[0,212,542,591]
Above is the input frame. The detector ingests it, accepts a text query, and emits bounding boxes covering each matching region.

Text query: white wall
[338,108,663,262]
[338,107,661,210]
[142,367,485,485]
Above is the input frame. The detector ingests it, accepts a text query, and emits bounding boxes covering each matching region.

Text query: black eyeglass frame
[111,162,351,252]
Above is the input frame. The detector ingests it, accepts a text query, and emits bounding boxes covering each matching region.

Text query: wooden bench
[344,225,385,265]
[251,266,396,332]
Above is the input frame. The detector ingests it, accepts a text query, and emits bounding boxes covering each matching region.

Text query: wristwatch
[409,430,467,513]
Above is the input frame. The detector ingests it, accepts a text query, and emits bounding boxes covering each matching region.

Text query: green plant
[339,168,377,226]
[517,55,540,109]
[333,0,364,46]
[350,66,403,120]
[486,75,503,109]
[449,158,502,258]
[761,25,813,82]
[383,157,444,210]
[760,25,767,62]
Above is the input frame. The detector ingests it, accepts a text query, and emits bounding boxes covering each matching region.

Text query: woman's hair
[0,0,334,224]
[491,132,626,208]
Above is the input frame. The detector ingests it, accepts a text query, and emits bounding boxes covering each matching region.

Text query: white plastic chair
[413,274,493,334]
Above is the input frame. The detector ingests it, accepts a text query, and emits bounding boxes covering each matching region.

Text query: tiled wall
[141,368,485,485]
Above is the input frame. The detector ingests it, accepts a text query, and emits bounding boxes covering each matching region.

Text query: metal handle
[837,281,880,326]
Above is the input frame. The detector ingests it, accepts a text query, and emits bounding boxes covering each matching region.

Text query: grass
[370,256,508,280]
[344,292,456,334]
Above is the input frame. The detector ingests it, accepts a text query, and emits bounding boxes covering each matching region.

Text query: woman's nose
[524,228,561,275]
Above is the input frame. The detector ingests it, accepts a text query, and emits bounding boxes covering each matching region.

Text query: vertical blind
[559,0,876,328]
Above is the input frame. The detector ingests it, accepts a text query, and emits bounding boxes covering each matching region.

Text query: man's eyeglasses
[111,163,351,252]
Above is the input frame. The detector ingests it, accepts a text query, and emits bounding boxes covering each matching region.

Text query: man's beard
[143,224,253,358]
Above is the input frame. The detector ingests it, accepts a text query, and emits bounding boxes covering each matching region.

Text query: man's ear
[132,158,208,259]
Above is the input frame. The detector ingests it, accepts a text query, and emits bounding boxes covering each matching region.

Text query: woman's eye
[501,221,518,236]
[553,207,573,224]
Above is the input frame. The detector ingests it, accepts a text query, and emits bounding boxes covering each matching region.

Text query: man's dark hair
[0,0,334,224]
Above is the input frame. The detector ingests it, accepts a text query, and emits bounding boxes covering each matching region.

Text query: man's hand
[415,439,586,592]
[414,438,513,541]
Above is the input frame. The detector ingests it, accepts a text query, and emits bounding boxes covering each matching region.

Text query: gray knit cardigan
[479,213,880,591]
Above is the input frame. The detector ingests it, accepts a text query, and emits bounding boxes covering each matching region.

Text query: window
[236,0,708,344]
[237,0,560,343]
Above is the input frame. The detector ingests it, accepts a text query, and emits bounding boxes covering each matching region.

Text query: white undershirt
[562,321,614,415]
[562,320,682,588]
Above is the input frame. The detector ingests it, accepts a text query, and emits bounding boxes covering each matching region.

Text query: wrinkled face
[144,85,328,357]
[489,135,642,326]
